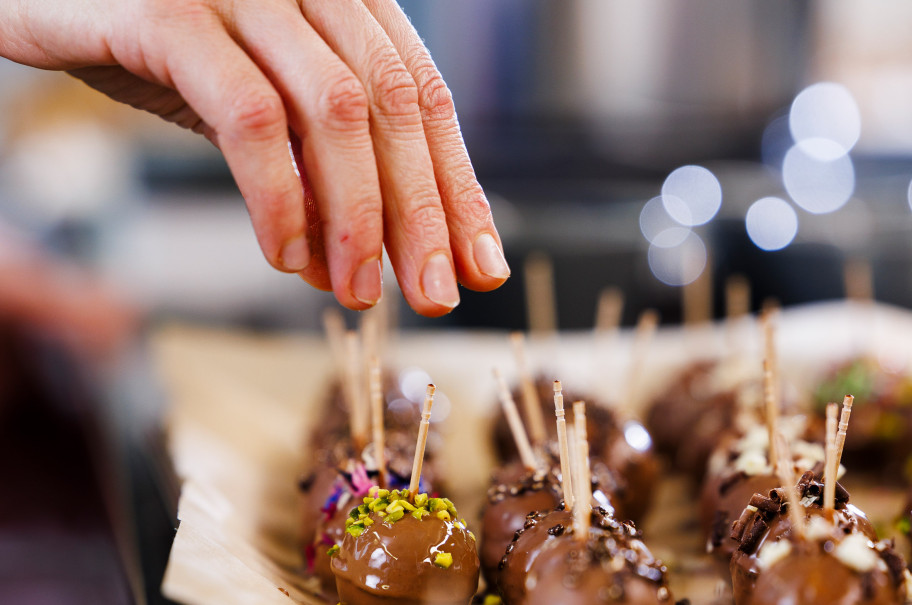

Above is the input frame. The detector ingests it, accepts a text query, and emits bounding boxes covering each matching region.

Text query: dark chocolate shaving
[710,510,728,548]
[748,493,780,515]
[738,515,769,553]
[719,471,748,496]
[731,506,756,542]
[548,524,565,536]
[881,547,906,587]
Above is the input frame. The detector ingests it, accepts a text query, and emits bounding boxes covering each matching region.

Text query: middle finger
[299,0,460,317]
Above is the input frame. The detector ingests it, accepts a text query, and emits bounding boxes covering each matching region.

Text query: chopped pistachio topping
[344,489,464,537]
[434,552,454,569]
[326,544,340,557]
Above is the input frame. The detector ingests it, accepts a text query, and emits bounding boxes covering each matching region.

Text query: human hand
[0,0,510,317]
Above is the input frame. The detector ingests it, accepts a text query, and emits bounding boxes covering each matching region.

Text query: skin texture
[0,0,510,317]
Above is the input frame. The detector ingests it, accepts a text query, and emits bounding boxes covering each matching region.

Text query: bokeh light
[745,197,798,251]
[908,179,912,212]
[790,82,861,160]
[647,231,707,286]
[398,367,431,403]
[782,143,855,214]
[661,165,722,227]
[639,196,690,248]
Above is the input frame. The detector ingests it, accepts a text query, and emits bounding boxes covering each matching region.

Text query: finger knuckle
[411,57,455,121]
[401,197,446,238]
[228,90,285,140]
[316,72,370,131]
[369,51,419,118]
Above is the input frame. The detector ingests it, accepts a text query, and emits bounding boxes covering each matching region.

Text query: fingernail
[421,253,460,308]
[351,258,383,306]
[280,234,310,271]
[474,233,511,279]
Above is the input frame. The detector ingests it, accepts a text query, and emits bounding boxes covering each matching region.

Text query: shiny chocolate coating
[480,469,562,590]
[730,472,886,604]
[332,512,479,604]
[740,545,905,605]
[492,379,658,522]
[499,508,673,604]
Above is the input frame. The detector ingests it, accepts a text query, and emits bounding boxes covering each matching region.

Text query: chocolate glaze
[646,360,741,481]
[480,469,562,590]
[331,512,479,604]
[703,471,781,562]
[499,507,673,604]
[743,545,904,605]
[813,357,912,477]
[492,379,657,521]
[729,471,892,605]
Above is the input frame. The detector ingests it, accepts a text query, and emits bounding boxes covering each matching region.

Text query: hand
[0,0,510,317]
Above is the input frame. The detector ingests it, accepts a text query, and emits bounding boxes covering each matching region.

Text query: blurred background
[3,0,912,603]
[2,0,912,332]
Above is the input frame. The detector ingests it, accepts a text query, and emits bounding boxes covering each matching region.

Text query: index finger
[362,0,511,292]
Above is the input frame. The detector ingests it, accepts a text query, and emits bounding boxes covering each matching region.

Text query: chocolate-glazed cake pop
[479,461,625,591]
[702,421,829,562]
[729,471,890,605]
[812,356,912,477]
[330,488,480,605]
[646,358,761,481]
[492,379,657,522]
[498,506,674,605]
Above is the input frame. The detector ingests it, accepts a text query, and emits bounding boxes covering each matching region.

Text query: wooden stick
[494,368,538,471]
[360,312,380,373]
[572,400,591,542]
[762,310,780,470]
[524,252,558,335]
[510,332,547,448]
[409,384,435,494]
[844,258,874,302]
[624,309,659,411]
[835,395,854,470]
[345,331,369,452]
[763,358,778,471]
[595,287,624,334]
[553,380,574,509]
[369,356,387,487]
[774,431,805,537]
[823,403,838,516]
[683,252,713,326]
[725,274,751,320]
[322,307,347,378]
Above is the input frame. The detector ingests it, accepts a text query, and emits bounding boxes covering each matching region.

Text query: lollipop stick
[761,311,780,470]
[345,331,369,453]
[323,307,347,378]
[494,368,539,471]
[774,431,805,537]
[553,381,574,508]
[369,356,387,487]
[624,309,659,411]
[572,400,591,542]
[524,253,557,335]
[510,332,547,448]
[823,403,838,516]
[834,395,854,469]
[409,384,435,494]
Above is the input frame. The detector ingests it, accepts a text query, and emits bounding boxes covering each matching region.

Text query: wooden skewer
[834,395,854,470]
[683,253,713,326]
[625,309,659,411]
[725,274,751,320]
[572,400,591,542]
[494,368,539,471]
[553,381,574,509]
[524,252,558,335]
[510,332,547,449]
[762,311,780,470]
[844,258,874,303]
[774,431,805,537]
[322,307,347,378]
[595,287,624,335]
[369,356,387,487]
[360,313,380,373]
[345,331,369,453]
[823,403,838,516]
[408,384,435,494]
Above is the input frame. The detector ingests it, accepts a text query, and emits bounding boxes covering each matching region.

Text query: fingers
[161,16,312,276]
[297,0,460,316]
[361,0,511,292]
[228,1,384,308]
